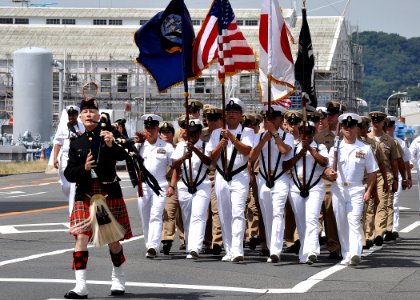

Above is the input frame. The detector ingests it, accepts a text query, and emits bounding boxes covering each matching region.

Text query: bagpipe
[98,112,162,197]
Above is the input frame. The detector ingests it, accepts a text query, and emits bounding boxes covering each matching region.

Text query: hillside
[354,31,420,110]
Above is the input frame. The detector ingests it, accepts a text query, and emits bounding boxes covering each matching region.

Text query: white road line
[5,192,47,198]
[0,235,143,267]
[400,221,420,233]
[0,191,24,195]
[399,206,411,211]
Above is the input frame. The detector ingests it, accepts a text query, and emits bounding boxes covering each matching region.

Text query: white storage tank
[13,47,53,143]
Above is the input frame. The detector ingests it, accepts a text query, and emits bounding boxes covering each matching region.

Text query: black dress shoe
[260,248,270,257]
[363,239,374,249]
[328,250,342,260]
[64,291,88,299]
[392,231,399,239]
[110,290,125,296]
[284,240,300,254]
[162,240,172,255]
[212,244,222,255]
[374,235,384,246]
[248,237,258,250]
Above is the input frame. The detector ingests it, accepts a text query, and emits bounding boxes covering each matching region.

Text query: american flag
[193,0,256,81]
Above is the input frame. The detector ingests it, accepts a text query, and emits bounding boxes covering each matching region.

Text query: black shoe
[110,290,125,296]
[392,231,399,239]
[319,236,327,246]
[179,244,186,251]
[64,291,88,299]
[363,239,374,249]
[384,232,395,242]
[249,237,258,250]
[374,235,384,246]
[162,240,172,255]
[201,247,213,254]
[328,250,342,260]
[260,248,270,257]
[212,244,222,255]
[284,240,300,254]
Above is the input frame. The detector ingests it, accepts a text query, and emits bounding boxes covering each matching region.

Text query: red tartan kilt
[69,181,133,241]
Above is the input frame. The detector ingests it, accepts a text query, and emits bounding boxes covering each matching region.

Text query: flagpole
[217,0,228,176]
[181,0,193,190]
[301,0,307,197]
[266,0,273,187]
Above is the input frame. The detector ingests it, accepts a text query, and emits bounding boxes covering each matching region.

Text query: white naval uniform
[206,125,254,258]
[393,137,411,232]
[137,137,173,252]
[329,139,378,264]
[289,140,327,263]
[171,139,211,254]
[53,122,84,215]
[254,129,294,257]
[409,136,420,212]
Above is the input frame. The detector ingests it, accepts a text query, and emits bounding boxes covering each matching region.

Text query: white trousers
[58,153,76,216]
[138,184,167,250]
[289,182,325,263]
[392,177,403,232]
[257,174,289,256]
[416,168,420,212]
[331,184,365,261]
[178,181,211,253]
[215,171,249,257]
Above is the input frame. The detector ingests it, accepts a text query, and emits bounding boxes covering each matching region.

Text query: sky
[1,0,419,38]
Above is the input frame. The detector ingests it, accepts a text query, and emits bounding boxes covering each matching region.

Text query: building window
[236,20,244,26]
[139,19,148,25]
[62,19,76,25]
[239,75,252,94]
[117,74,128,92]
[245,19,258,26]
[109,19,123,26]
[194,77,213,94]
[46,19,60,25]
[67,74,78,87]
[15,18,29,24]
[93,19,107,25]
[101,73,112,93]
[0,18,13,24]
[191,19,201,26]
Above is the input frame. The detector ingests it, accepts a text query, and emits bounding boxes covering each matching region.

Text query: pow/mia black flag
[295,7,317,112]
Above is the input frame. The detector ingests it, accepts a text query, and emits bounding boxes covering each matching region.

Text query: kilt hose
[69,181,133,240]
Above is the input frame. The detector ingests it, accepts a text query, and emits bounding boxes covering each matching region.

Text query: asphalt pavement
[0,172,420,300]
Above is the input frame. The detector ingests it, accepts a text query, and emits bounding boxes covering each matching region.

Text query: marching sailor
[206,98,253,262]
[324,113,378,266]
[136,114,174,258]
[171,119,212,259]
[249,105,293,263]
[53,105,84,215]
[283,121,328,265]
[64,98,132,298]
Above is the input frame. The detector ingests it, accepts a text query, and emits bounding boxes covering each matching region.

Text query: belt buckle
[343,182,350,187]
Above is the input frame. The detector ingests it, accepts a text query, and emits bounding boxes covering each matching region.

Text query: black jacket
[64,125,127,200]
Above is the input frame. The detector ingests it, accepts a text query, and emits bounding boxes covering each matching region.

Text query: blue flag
[134,0,195,92]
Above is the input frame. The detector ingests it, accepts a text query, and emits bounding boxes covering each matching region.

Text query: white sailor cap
[225,97,246,113]
[66,105,79,114]
[188,119,203,132]
[141,114,163,127]
[261,105,288,115]
[316,106,328,117]
[338,113,361,125]
[387,116,397,122]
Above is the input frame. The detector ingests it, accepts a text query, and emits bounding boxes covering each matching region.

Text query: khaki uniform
[314,128,341,253]
[367,132,400,237]
[360,136,385,242]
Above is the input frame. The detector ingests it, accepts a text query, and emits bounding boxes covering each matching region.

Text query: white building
[0,6,362,132]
